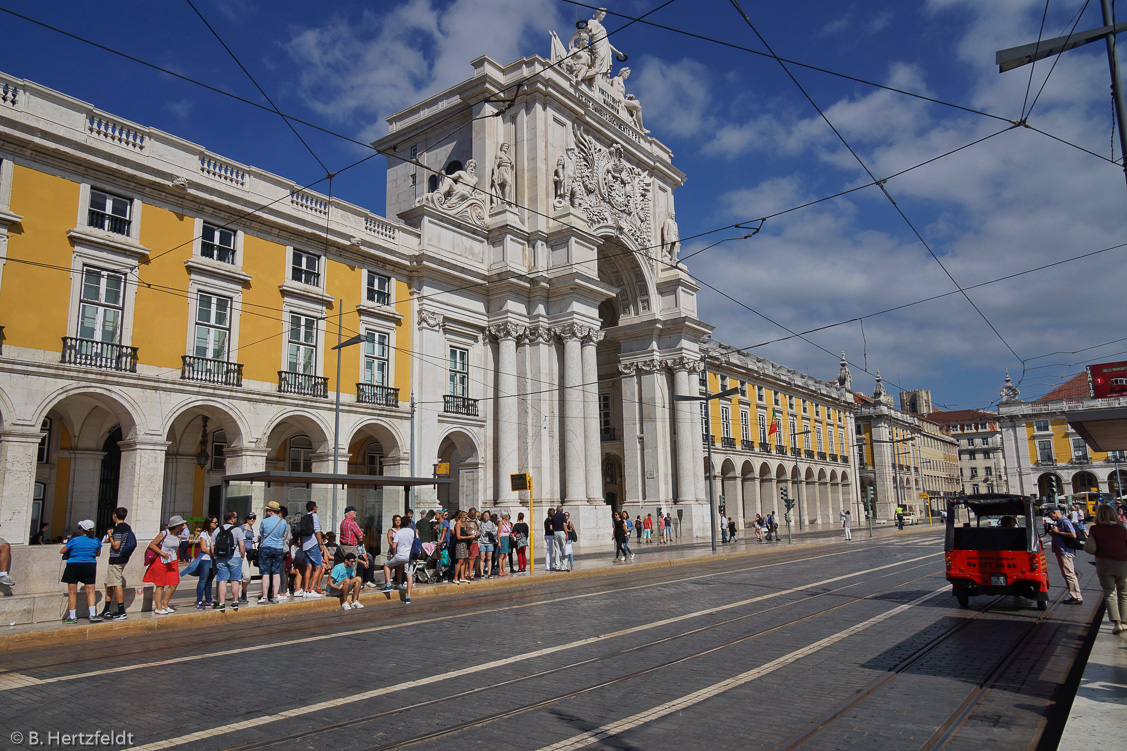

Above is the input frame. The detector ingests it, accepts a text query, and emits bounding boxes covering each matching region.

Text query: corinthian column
[488,323,523,504]
[673,359,701,503]
[583,329,605,503]
[559,324,588,504]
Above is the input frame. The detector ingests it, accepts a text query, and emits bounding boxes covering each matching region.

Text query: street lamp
[330,305,367,529]
[674,362,740,552]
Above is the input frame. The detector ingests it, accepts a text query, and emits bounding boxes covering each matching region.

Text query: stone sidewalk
[0,521,939,652]
[1057,610,1127,751]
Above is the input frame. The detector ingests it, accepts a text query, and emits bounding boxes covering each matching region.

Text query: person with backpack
[298,501,325,598]
[257,501,289,604]
[100,506,134,620]
[213,510,245,611]
[1046,506,1084,604]
[382,514,415,604]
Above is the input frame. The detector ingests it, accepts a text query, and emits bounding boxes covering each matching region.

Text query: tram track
[217,562,945,751]
[770,587,1071,751]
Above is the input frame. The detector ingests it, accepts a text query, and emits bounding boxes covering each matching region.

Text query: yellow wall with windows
[1023,417,1107,463]
[134,204,194,370]
[237,234,286,384]
[1,166,80,351]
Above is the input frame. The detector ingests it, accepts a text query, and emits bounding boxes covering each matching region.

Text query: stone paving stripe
[533,587,948,751]
[124,553,940,751]
[1,547,922,691]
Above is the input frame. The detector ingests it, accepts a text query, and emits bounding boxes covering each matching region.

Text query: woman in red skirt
[144,515,186,614]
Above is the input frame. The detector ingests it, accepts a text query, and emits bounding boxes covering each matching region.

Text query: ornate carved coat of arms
[562,125,652,250]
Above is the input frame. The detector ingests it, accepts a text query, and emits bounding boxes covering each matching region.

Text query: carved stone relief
[417,309,444,330]
[416,159,488,227]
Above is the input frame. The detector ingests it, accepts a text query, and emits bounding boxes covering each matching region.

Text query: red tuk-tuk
[945,494,1049,610]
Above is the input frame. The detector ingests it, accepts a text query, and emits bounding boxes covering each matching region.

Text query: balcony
[722,437,736,449]
[817,451,827,460]
[702,434,715,446]
[805,449,815,459]
[200,241,236,264]
[841,455,849,463]
[742,439,755,451]
[181,356,243,387]
[87,208,131,236]
[1073,456,1090,464]
[601,427,616,442]
[277,371,328,398]
[356,383,399,407]
[828,453,838,461]
[366,288,391,305]
[444,395,479,416]
[760,442,772,452]
[1037,458,1056,466]
[775,446,787,455]
[61,337,138,372]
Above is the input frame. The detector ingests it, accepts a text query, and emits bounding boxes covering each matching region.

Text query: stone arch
[347,418,407,471]
[741,460,758,521]
[261,409,333,455]
[161,403,249,522]
[720,458,738,518]
[436,428,482,513]
[34,385,144,448]
[1109,469,1127,496]
[596,235,657,323]
[160,397,250,450]
[816,467,830,525]
[758,461,775,518]
[0,384,16,427]
[1070,471,1099,494]
[1037,472,1063,498]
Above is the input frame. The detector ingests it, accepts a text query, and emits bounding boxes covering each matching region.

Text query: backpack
[409,531,424,561]
[299,513,315,538]
[119,529,138,562]
[625,518,634,532]
[1068,524,1088,551]
[213,525,236,558]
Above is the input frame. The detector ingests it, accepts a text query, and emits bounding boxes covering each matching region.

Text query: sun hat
[166,515,187,528]
[77,519,95,532]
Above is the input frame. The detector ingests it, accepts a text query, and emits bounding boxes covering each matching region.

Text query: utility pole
[997,7,1127,189]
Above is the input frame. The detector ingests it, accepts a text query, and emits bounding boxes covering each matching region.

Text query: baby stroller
[413,542,443,584]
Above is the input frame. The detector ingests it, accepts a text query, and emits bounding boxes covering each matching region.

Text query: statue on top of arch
[549,8,648,134]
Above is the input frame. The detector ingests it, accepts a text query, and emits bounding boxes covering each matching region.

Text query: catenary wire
[1022,0,1054,119]
[1024,0,1092,119]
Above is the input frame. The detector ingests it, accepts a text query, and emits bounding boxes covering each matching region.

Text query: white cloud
[282,0,564,132]
[628,56,715,139]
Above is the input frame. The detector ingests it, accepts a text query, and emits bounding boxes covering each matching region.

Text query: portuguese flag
[767,408,781,437]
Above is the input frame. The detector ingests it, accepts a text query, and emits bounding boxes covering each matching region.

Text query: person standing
[544,510,555,571]
[60,520,102,624]
[214,510,245,611]
[385,516,415,604]
[727,517,738,543]
[258,502,288,604]
[512,512,530,573]
[239,512,256,604]
[299,501,325,598]
[100,507,132,620]
[1046,506,1084,604]
[612,511,626,562]
[453,511,473,584]
[552,506,569,571]
[144,516,186,615]
[896,505,905,531]
[1086,504,1127,633]
[719,510,728,544]
[635,515,643,545]
[657,513,666,544]
[339,505,371,587]
[498,513,513,575]
[194,515,217,609]
[842,509,853,541]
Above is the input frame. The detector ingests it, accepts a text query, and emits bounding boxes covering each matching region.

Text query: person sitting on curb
[329,552,364,610]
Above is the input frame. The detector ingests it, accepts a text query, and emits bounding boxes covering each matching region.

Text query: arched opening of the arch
[1071,471,1098,495]
[163,405,246,525]
[816,468,829,525]
[741,461,757,523]
[1037,472,1063,499]
[720,458,738,522]
[344,421,406,542]
[758,463,775,519]
[437,430,480,514]
[35,391,139,540]
[261,414,331,518]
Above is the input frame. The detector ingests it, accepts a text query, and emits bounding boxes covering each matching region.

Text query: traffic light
[781,487,795,512]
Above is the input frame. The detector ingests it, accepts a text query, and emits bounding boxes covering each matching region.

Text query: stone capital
[669,356,703,374]
[524,325,555,344]
[486,322,526,342]
[554,323,591,342]
[582,329,606,345]
[117,438,172,454]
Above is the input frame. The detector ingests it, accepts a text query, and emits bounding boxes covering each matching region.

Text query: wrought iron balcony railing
[277,370,328,398]
[444,395,479,416]
[601,427,616,442]
[200,241,236,264]
[356,383,399,407]
[87,208,131,235]
[742,439,755,451]
[61,337,137,372]
[722,437,736,449]
[182,356,243,386]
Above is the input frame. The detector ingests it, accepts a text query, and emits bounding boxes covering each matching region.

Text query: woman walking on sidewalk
[512,512,530,572]
[1086,504,1127,634]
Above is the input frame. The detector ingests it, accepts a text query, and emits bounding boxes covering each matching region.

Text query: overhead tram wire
[182,0,330,174]
[1024,0,1093,119]
[1022,0,1054,120]
[726,0,1026,373]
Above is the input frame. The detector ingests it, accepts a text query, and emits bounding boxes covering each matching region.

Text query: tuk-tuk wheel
[1037,599,1047,612]
[954,587,969,608]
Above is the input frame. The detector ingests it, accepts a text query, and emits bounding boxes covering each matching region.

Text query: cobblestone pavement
[0,529,1101,751]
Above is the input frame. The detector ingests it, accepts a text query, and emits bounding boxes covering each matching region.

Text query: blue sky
[2,0,1125,410]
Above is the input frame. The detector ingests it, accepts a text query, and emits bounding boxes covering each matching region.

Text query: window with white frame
[966,438,975,447]
[366,271,391,305]
[211,429,227,471]
[699,369,707,388]
[972,483,980,494]
[741,410,750,441]
[787,396,794,411]
[448,346,468,396]
[720,405,731,439]
[1037,439,1054,463]
[789,417,798,448]
[970,467,978,478]
[756,385,765,402]
[287,313,317,374]
[700,402,708,434]
[194,292,231,361]
[802,399,808,414]
[839,429,845,454]
[88,188,131,235]
[1072,437,1089,461]
[1033,419,1050,432]
[738,380,746,396]
[367,442,384,475]
[599,393,612,436]
[803,428,811,450]
[828,428,835,454]
[758,411,767,443]
[855,423,863,436]
[984,466,992,476]
[291,249,320,286]
[288,436,313,473]
[201,223,236,264]
[363,330,389,386]
[78,266,125,343]
[773,390,780,406]
[719,375,728,393]
[37,418,51,464]
[816,426,823,452]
